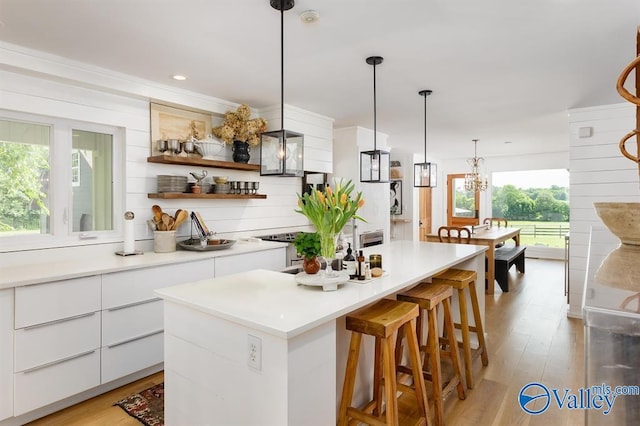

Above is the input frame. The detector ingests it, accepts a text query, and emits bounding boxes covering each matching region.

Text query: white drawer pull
[20,350,96,374]
[107,329,163,349]
[106,297,161,312]
[21,311,96,331]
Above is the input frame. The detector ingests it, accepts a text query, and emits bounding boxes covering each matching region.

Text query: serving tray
[177,238,236,251]
[295,270,350,291]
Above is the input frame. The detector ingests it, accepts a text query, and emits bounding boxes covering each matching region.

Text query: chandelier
[464,139,488,192]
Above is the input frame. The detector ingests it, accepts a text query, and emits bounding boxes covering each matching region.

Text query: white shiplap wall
[568,103,637,317]
[0,45,329,254]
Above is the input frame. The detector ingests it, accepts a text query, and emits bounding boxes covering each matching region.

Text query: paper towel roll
[123,211,135,253]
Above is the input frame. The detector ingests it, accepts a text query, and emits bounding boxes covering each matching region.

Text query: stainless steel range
[255,232,303,267]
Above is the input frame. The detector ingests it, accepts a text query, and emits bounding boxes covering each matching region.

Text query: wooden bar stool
[338,298,430,426]
[396,283,465,426]
[431,269,488,390]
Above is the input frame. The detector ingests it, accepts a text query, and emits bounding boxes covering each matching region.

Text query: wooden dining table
[426,226,521,294]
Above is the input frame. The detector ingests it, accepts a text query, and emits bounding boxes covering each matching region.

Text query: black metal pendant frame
[361,55,390,183]
[261,0,304,177]
[414,89,437,188]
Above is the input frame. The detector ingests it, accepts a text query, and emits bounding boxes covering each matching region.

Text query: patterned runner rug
[114,382,164,426]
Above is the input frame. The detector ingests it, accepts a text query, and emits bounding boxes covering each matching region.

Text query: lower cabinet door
[15,312,100,373]
[14,349,100,416]
[101,331,163,384]
[102,299,163,347]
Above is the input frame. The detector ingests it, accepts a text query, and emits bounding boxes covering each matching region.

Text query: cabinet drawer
[14,349,100,416]
[101,331,163,383]
[15,312,100,373]
[15,275,101,329]
[102,299,163,347]
[102,260,213,309]
[214,248,286,277]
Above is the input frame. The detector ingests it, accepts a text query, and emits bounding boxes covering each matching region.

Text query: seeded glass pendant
[360,56,390,183]
[414,89,437,187]
[260,0,304,177]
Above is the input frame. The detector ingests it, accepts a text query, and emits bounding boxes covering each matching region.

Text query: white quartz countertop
[0,240,288,290]
[155,240,487,339]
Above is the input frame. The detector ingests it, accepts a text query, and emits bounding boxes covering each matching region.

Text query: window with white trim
[0,111,123,250]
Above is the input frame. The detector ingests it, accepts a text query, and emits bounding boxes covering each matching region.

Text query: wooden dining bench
[494,245,526,292]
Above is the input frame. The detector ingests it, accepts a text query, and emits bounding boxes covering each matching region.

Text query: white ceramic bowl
[594,202,640,246]
[214,176,228,184]
[195,139,225,159]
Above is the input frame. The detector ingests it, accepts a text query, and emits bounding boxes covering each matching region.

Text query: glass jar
[369,254,382,269]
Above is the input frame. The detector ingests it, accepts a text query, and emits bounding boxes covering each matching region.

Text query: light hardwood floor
[28,258,583,425]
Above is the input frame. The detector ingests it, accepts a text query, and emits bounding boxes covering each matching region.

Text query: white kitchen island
[156,240,487,426]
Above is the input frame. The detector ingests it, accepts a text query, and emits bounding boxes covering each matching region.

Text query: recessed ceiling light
[300,10,320,23]
[172,75,187,81]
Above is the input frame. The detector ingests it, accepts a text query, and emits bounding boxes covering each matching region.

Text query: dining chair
[437,226,471,244]
[483,218,508,248]
[483,217,508,228]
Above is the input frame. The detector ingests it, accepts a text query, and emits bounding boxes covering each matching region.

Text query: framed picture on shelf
[390,180,402,215]
[150,103,212,155]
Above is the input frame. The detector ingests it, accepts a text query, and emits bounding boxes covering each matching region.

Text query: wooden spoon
[173,209,189,230]
[161,213,171,231]
[152,205,163,223]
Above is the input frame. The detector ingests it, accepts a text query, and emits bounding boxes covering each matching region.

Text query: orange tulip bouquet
[295,179,366,273]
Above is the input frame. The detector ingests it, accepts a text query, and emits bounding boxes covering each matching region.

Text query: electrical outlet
[248,334,262,370]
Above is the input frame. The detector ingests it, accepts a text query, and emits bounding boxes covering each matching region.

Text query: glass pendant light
[360,56,390,183]
[414,89,437,187]
[260,0,304,177]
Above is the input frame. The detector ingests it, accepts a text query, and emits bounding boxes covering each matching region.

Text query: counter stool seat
[431,268,488,390]
[396,282,465,426]
[338,298,430,426]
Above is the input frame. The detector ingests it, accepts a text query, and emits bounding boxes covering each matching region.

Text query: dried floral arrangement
[211,104,267,146]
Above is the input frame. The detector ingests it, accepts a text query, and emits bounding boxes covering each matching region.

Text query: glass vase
[318,232,338,277]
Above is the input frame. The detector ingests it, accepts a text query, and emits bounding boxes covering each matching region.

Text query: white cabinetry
[214,248,286,277]
[100,259,214,383]
[0,289,13,421]
[3,246,285,422]
[13,276,101,415]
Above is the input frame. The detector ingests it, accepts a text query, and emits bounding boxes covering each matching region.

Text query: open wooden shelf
[147,155,260,172]
[148,193,267,200]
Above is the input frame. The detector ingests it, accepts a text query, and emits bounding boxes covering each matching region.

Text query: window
[0,111,123,251]
[491,169,569,249]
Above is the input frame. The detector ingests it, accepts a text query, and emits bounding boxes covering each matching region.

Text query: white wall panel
[568,103,638,317]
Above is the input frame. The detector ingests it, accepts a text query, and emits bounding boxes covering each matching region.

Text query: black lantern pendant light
[360,56,390,183]
[260,0,304,177]
[414,89,438,187]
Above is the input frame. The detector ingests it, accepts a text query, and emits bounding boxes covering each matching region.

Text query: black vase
[232,141,250,163]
